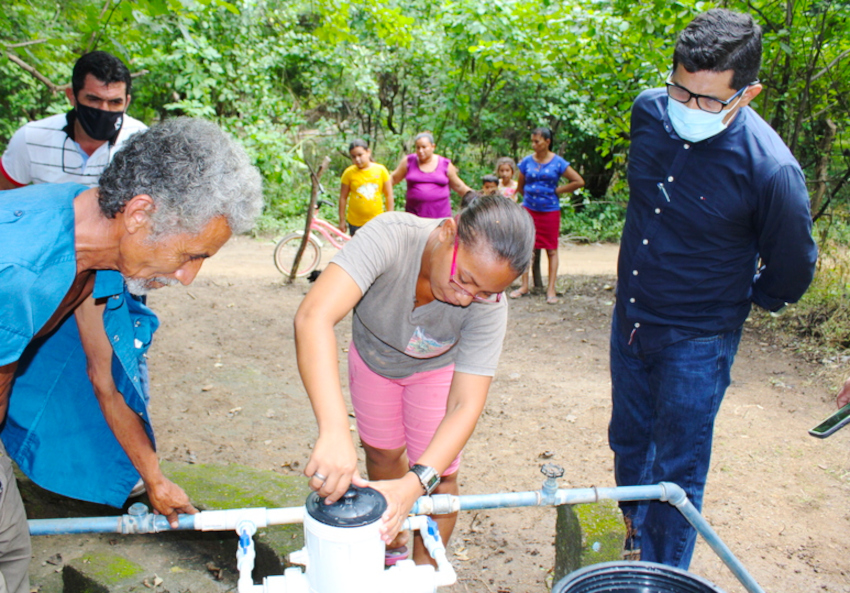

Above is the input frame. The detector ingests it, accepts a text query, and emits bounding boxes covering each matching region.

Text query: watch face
[411,464,440,494]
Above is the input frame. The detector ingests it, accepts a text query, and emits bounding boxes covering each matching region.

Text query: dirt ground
[144,235,850,593]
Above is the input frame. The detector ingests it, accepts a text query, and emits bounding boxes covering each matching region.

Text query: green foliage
[561,199,627,243]
[1,0,848,251]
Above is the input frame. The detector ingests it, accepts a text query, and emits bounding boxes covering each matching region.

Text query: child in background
[339,139,394,236]
[480,175,500,196]
[495,157,519,201]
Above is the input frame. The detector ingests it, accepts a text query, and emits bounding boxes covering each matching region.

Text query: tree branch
[6,52,148,94]
[811,48,850,82]
[5,52,62,93]
[3,39,48,49]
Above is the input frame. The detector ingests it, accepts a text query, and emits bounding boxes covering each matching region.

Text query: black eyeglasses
[61,134,114,178]
[665,75,756,114]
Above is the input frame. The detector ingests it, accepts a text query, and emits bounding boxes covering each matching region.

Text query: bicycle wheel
[274,232,322,277]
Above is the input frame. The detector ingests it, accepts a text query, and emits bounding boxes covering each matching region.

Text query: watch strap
[409,464,440,495]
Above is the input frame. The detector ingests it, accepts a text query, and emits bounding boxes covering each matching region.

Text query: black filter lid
[305,486,388,527]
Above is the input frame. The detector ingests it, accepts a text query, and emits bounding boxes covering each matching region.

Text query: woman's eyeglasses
[449,237,502,304]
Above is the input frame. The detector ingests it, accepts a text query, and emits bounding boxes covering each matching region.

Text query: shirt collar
[92,270,126,299]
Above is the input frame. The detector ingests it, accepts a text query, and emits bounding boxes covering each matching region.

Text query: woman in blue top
[510,127,585,304]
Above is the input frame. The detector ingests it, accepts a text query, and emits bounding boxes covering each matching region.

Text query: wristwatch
[409,464,441,495]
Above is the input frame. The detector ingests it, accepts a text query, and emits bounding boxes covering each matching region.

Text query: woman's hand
[305,432,367,504]
[369,473,424,544]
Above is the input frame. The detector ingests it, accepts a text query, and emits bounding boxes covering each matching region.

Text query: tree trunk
[811,118,836,218]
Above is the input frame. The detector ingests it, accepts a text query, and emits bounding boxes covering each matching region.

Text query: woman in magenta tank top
[391,132,473,218]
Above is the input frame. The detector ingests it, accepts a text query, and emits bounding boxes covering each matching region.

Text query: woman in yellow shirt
[339,139,394,235]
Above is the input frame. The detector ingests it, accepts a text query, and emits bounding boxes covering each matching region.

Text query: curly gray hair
[98,117,263,236]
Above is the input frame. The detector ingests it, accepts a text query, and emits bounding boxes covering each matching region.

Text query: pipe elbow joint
[658,482,687,506]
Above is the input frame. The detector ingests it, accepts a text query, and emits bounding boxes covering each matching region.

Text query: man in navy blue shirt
[609,9,817,569]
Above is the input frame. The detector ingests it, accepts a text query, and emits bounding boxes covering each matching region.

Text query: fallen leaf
[153,575,163,587]
[201,384,214,392]
[45,553,62,566]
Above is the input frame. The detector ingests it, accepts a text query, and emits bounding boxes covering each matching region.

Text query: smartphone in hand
[809,402,850,438]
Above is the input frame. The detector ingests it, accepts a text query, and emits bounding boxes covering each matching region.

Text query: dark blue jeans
[608,311,742,569]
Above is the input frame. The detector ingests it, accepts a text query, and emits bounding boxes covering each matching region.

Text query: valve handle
[540,463,565,479]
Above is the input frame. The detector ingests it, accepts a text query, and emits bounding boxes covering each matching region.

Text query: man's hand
[146,476,198,528]
[837,376,850,409]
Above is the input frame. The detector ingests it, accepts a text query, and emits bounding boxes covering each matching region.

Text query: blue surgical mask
[666,96,741,143]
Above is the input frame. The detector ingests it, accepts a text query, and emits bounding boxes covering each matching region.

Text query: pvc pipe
[29,506,304,536]
[237,523,257,593]
[412,483,764,593]
[27,483,763,593]
[28,513,197,535]
[403,516,457,588]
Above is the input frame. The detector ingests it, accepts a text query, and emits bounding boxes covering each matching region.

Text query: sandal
[509,289,529,299]
[385,545,409,566]
[546,295,560,305]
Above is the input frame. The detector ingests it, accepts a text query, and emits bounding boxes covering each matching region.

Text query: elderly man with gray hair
[0,117,263,593]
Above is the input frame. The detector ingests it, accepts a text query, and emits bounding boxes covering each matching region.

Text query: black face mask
[74,103,124,142]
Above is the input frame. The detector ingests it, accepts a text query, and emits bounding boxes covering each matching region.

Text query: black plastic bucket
[553,561,726,593]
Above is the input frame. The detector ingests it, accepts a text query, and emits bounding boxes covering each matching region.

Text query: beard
[123,276,180,296]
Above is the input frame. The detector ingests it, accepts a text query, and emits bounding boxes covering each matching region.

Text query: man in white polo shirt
[0,51,146,190]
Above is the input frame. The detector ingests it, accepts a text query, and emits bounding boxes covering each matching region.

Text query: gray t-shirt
[331,212,508,379]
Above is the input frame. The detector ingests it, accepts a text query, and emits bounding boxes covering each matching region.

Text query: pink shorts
[348,342,461,475]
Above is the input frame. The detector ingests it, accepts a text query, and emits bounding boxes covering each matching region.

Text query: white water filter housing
[303,508,385,592]
[301,486,388,593]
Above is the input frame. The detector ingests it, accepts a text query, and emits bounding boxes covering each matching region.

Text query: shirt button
[629,298,635,303]
[135,320,141,327]
[14,210,23,217]
[655,208,661,214]
[684,144,690,149]
[634,322,641,328]
[113,335,120,342]
[667,176,674,182]
[632,270,639,276]
[112,295,120,300]
[642,239,649,245]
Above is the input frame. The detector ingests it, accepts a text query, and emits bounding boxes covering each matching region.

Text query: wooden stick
[288,155,332,284]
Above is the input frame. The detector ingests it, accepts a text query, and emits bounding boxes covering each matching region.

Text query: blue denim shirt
[616,89,817,354]
[0,184,159,507]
